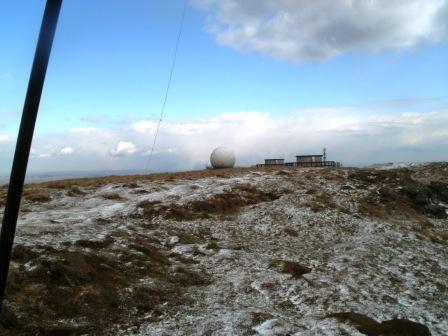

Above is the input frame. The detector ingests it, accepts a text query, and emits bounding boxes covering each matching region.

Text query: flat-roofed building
[264,158,284,165]
[296,155,323,164]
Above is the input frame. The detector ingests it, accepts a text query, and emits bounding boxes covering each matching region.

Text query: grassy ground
[0,163,447,335]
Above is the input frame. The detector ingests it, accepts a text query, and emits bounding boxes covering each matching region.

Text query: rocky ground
[0,163,447,335]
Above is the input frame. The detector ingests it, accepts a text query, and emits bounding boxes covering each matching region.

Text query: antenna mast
[0,0,63,313]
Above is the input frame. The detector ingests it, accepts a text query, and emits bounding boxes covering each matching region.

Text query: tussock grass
[5,231,210,335]
[45,181,68,189]
[102,192,124,200]
[0,187,7,207]
[33,167,258,189]
[74,236,114,249]
[283,227,299,237]
[358,182,447,221]
[22,189,51,203]
[303,190,348,213]
[66,185,86,197]
[137,184,280,221]
[123,182,139,188]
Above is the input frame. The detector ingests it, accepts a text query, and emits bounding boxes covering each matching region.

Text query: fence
[255,161,340,168]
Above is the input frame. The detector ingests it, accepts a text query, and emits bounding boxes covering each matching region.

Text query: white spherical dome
[210,146,236,169]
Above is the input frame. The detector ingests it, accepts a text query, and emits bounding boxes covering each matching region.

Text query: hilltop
[0,163,447,335]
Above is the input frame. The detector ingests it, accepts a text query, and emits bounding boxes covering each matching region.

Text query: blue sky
[1,0,448,174]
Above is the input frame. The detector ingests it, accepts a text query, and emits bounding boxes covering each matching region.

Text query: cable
[145,0,188,172]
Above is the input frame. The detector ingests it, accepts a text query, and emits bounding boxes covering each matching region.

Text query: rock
[360,319,432,336]
[429,182,448,202]
[402,183,448,218]
[38,324,95,336]
[425,204,447,219]
[270,260,311,278]
[329,312,431,336]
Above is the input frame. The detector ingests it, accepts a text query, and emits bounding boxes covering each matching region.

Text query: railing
[255,161,340,168]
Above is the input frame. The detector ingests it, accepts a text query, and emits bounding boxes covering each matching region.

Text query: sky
[0,0,448,175]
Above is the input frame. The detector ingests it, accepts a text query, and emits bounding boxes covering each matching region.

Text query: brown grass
[206,242,220,250]
[3,231,210,335]
[283,227,299,237]
[31,167,258,190]
[275,170,291,176]
[22,189,51,203]
[67,185,86,197]
[74,236,114,249]
[303,190,342,213]
[102,192,124,200]
[166,228,207,244]
[137,184,280,221]
[358,187,425,221]
[320,169,344,181]
[435,231,448,240]
[358,200,383,217]
[423,229,448,243]
[45,181,68,189]
[123,182,139,188]
[305,186,318,195]
[305,201,323,212]
[314,192,337,208]
[0,187,6,207]
[348,168,412,186]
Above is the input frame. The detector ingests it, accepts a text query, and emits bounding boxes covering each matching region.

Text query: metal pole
[0,0,62,314]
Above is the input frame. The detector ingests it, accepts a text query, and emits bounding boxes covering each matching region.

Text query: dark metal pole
[0,0,62,313]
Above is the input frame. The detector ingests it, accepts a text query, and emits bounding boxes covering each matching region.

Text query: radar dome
[210,146,235,169]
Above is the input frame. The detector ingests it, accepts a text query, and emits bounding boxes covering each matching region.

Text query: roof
[265,158,284,160]
[296,155,323,157]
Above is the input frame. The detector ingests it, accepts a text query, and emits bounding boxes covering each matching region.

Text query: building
[264,158,285,165]
[254,149,340,168]
[296,155,323,164]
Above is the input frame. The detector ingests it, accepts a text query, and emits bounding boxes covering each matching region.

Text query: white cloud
[11,107,448,174]
[195,0,448,62]
[0,109,19,116]
[110,141,137,157]
[79,114,108,123]
[69,127,99,134]
[0,135,12,143]
[59,147,74,156]
[164,120,221,135]
[124,108,448,167]
[132,121,158,133]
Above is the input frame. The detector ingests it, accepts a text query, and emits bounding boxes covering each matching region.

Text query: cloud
[132,121,158,133]
[4,106,446,174]
[367,97,445,108]
[0,109,19,116]
[80,114,108,123]
[69,127,99,134]
[0,135,12,143]
[114,108,448,167]
[195,0,448,62]
[110,141,137,157]
[59,147,74,156]
[163,120,221,135]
